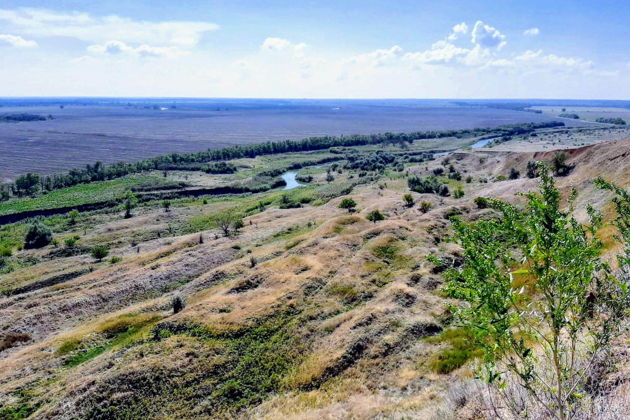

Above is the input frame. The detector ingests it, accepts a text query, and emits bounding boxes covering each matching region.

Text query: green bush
[91,245,109,261]
[408,175,450,196]
[444,165,630,419]
[339,198,357,212]
[366,209,385,223]
[474,197,489,209]
[24,222,53,249]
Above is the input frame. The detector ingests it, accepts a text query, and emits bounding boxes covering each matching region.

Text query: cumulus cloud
[404,40,468,65]
[261,37,307,57]
[487,49,593,74]
[471,21,507,49]
[0,33,36,47]
[523,27,540,36]
[346,45,403,67]
[447,22,468,41]
[87,40,187,58]
[0,8,218,46]
[514,49,591,70]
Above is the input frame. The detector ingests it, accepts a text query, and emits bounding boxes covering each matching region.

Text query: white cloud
[346,45,403,67]
[514,49,591,70]
[0,8,218,46]
[0,33,36,47]
[523,27,540,36]
[471,21,506,49]
[404,40,468,65]
[447,22,468,41]
[261,37,307,57]
[487,49,593,74]
[87,40,186,58]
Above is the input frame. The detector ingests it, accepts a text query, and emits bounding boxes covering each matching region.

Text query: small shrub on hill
[24,222,52,249]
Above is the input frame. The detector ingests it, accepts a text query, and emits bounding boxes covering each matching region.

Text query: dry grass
[2,135,630,419]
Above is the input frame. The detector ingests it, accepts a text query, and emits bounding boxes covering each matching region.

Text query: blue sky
[1,0,629,98]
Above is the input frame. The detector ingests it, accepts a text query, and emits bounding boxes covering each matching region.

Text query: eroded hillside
[1,130,629,419]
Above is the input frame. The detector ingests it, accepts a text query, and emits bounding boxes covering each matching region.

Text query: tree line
[0,121,563,200]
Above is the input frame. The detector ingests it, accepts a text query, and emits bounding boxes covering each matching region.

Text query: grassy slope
[0,130,628,419]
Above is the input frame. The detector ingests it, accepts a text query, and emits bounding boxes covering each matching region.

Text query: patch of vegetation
[0,176,162,216]
[327,283,360,304]
[559,113,579,119]
[595,117,626,125]
[551,152,574,176]
[150,309,307,414]
[338,198,357,212]
[443,165,630,419]
[426,328,481,374]
[23,222,52,249]
[58,313,163,367]
[0,113,48,122]
[0,386,43,420]
[408,175,450,196]
[526,160,540,178]
[366,209,385,223]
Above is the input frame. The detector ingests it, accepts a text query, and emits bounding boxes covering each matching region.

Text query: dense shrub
[172,295,185,314]
[595,117,626,125]
[509,167,520,179]
[474,197,489,209]
[551,152,574,176]
[24,222,53,249]
[366,210,385,223]
[91,245,109,261]
[526,160,540,178]
[408,176,450,196]
[339,198,357,212]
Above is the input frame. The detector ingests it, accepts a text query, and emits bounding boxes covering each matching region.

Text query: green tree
[91,245,109,261]
[366,209,385,223]
[64,236,79,248]
[162,200,171,212]
[339,198,357,213]
[232,218,245,233]
[443,165,628,420]
[123,191,138,218]
[68,209,80,225]
[216,213,236,237]
[24,222,53,249]
[14,173,40,196]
